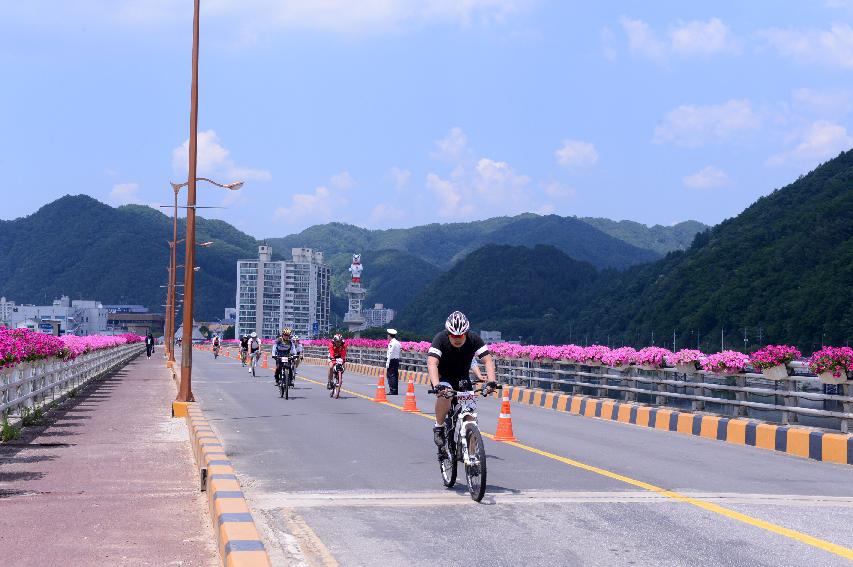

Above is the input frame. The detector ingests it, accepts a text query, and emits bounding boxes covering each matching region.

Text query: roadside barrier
[494,388,517,442]
[299,354,852,465]
[373,369,388,403]
[0,343,145,422]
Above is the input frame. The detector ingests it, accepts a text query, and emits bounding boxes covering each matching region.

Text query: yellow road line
[298,372,853,560]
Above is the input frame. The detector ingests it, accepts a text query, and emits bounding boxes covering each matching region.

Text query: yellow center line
[297,371,853,560]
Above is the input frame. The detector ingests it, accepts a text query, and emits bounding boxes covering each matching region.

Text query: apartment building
[235,246,331,340]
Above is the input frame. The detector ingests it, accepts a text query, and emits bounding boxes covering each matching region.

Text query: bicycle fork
[456,418,479,467]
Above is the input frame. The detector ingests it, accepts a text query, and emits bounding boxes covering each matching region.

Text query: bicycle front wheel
[440,425,457,488]
[333,372,342,399]
[465,426,487,502]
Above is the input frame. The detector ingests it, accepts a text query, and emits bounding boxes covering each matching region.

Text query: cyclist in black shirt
[239,334,250,367]
[428,311,498,452]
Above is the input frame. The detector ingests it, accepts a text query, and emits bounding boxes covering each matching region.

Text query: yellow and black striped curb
[168,367,272,567]
[303,358,852,466]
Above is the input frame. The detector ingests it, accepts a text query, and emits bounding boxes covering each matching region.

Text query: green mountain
[265,213,696,270]
[396,151,853,351]
[394,244,598,341]
[0,196,440,321]
[0,195,258,321]
[580,218,707,256]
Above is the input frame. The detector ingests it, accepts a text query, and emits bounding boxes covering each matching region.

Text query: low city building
[4,296,108,335]
[480,330,503,343]
[106,312,165,336]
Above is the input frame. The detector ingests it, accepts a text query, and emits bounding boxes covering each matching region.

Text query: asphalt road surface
[189,350,853,567]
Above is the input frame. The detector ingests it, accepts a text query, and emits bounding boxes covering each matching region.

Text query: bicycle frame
[448,394,480,466]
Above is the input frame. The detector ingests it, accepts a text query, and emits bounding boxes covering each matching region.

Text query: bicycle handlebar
[427,383,502,396]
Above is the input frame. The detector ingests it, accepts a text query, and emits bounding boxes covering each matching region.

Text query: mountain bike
[330,358,344,399]
[274,355,298,399]
[429,381,500,502]
[249,350,261,377]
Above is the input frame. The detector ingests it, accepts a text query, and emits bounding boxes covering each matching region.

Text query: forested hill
[393,244,599,337]
[396,151,853,351]
[265,214,705,270]
[0,195,258,320]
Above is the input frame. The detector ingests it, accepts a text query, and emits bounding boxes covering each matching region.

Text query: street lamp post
[172,0,244,415]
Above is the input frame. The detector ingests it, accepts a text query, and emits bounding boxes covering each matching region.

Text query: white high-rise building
[236,246,331,340]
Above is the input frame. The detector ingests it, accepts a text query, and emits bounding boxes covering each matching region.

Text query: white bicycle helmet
[445,311,470,335]
[250,332,257,338]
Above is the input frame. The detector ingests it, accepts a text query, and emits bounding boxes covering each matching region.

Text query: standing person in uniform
[145,332,155,358]
[385,329,401,395]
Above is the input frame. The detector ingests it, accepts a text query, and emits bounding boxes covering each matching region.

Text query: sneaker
[433,425,445,448]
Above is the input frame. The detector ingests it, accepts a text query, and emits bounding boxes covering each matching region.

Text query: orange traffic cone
[262,353,268,369]
[402,375,419,412]
[494,387,517,442]
[373,369,388,403]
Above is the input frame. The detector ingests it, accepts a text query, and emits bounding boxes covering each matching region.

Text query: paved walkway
[0,353,217,567]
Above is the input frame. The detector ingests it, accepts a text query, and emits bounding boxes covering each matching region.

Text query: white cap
[387,328,397,336]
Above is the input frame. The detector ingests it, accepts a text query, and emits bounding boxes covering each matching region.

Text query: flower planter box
[583,360,602,367]
[819,371,850,385]
[676,363,698,374]
[761,364,791,381]
[638,364,660,371]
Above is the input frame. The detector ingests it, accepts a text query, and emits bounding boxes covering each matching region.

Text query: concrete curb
[168,366,272,567]
[303,358,852,466]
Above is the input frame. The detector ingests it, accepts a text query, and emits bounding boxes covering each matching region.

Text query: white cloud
[654,99,760,146]
[791,88,853,116]
[330,170,355,190]
[431,127,469,162]
[555,139,599,167]
[620,16,737,62]
[109,182,142,205]
[620,17,667,62]
[683,166,730,189]
[274,185,334,222]
[767,120,853,166]
[426,172,470,217]
[670,18,738,56]
[274,171,353,224]
[388,166,411,189]
[757,24,853,69]
[172,130,271,183]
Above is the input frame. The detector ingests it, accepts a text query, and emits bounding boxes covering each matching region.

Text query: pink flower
[700,350,750,374]
[808,347,853,378]
[750,345,801,371]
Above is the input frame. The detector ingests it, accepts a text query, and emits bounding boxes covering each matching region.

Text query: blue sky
[2,1,852,237]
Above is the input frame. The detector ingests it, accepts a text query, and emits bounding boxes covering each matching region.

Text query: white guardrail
[302,345,853,433]
[0,343,145,421]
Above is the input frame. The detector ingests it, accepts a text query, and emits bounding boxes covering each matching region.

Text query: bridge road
[189,351,853,566]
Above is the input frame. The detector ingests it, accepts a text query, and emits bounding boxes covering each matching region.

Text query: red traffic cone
[373,369,388,403]
[494,387,517,442]
[402,374,419,412]
[262,352,269,369]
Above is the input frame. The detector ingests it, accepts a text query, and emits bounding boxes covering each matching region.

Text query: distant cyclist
[239,334,250,367]
[212,335,221,358]
[327,334,347,390]
[247,332,261,373]
[272,328,296,387]
[292,335,304,373]
[428,311,497,456]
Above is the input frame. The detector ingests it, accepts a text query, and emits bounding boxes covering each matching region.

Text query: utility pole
[721,327,725,351]
[673,329,676,352]
[743,327,748,351]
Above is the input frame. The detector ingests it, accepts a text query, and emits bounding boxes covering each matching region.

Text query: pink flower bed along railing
[299,339,851,376]
[0,327,143,369]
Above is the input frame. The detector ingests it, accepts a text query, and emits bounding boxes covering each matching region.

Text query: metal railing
[303,345,853,433]
[0,343,145,421]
